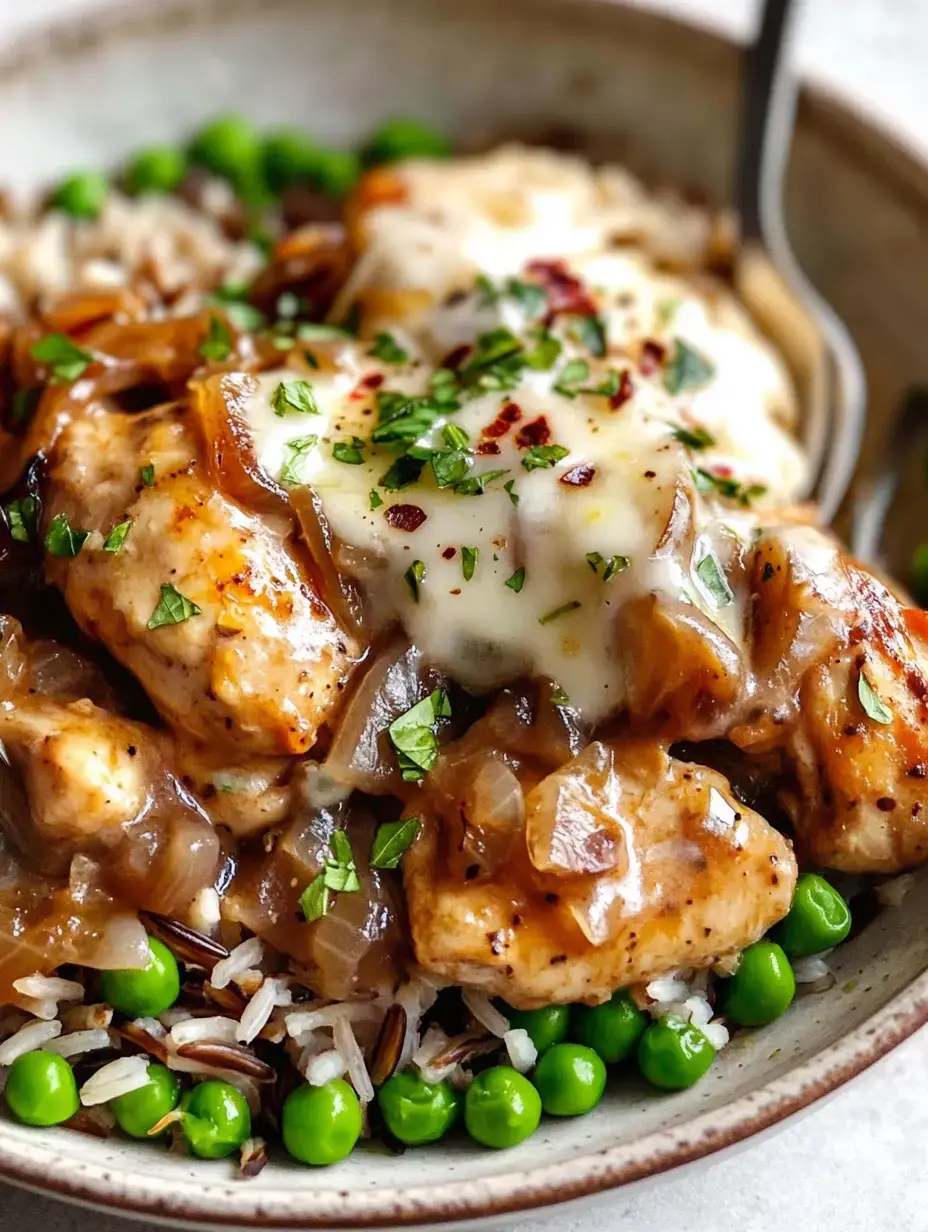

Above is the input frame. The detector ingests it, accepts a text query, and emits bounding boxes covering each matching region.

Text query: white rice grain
[461,990,510,1038]
[13,996,59,1021]
[683,995,714,1029]
[45,1029,113,1059]
[237,978,291,1045]
[169,1016,238,1047]
[646,977,690,1004]
[306,1049,349,1087]
[0,1018,62,1066]
[285,1002,380,1038]
[80,1055,150,1106]
[13,975,84,1003]
[504,1028,537,1073]
[702,1021,730,1050]
[189,887,222,935]
[333,1014,374,1105]
[210,938,264,990]
[792,955,832,984]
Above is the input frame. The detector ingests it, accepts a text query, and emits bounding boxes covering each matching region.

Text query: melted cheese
[241,147,808,723]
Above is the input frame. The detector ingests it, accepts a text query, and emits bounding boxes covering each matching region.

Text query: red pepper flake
[442,546,457,559]
[609,369,634,410]
[639,340,666,375]
[526,258,597,320]
[477,440,501,455]
[560,464,596,487]
[515,416,551,449]
[349,372,385,400]
[713,463,734,478]
[384,504,427,532]
[441,343,472,371]
[484,402,522,439]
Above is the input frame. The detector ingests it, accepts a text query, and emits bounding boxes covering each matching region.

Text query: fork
[734,0,866,523]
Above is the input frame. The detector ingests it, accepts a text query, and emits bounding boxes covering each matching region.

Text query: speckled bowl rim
[1,0,927,1226]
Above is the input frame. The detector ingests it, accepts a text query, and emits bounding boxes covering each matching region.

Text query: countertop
[1,1,927,1229]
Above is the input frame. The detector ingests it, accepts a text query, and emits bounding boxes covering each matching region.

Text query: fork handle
[735,0,800,242]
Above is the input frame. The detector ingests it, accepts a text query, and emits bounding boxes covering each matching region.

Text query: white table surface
[2,1,928,1229]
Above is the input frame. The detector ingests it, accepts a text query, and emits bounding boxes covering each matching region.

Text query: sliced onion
[525,742,630,876]
[89,913,151,970]
[290,485,367,639]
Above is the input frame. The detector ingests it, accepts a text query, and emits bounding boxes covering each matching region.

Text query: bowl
[2,0,928,1226]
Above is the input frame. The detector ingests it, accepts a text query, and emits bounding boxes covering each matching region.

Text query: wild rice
[111,1020,169,1065]
[169,1016,238,1047]
[210,938,265,990]
[141,910,229,970]
[370,1003,406,1087]
[306,1049,349,1087]
[174,1041,275,1082]
[239,1136,269,1180]
[0,1018,61,1065]
[45,1029,115,1059]
[80,1055,150,1106]
[12,975,84,1003]
[504,1028,537,1073]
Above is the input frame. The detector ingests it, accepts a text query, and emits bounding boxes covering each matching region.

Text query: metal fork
[734,0,866,523]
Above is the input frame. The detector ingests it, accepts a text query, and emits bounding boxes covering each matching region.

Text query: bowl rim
[2,0,928,1226]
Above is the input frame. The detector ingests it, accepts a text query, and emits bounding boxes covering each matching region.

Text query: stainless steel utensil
[734,0,865,522]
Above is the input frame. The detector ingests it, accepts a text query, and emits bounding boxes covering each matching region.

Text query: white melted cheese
[240,147,808,722]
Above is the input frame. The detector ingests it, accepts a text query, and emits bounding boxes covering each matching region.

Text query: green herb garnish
[44,512,89,558]
[405,559,426,601]
[858,669,893,725]
[370,818,420,869]
[455,467,508,495]
[381,454,426,491]
[503,479,519,506]
[300,876,329,922]
[388,689,451,782]
[462,546,478,581]
[663,338,716,394]
[146,583,202,630]
[280,435,319,485]
[369,332,410,365]
[674,425,716,450]
[140,464,155,487]
[505,567,526,593]
[198,315,233,362]
[6,497,37,544]
[522,444,569,471]
[570,314,607,357]
[369,489,384,510]
[539,599,582,625]
[322,831,360,893]
[332,436,366,465]
[30,334,94,383]
[271,378,320,417]
[695,553,734,607]
[103,520,132,553]
[602,554,630,581]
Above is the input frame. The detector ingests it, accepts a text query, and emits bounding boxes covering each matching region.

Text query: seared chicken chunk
[43,404,355,756]
[737,526,928,872]
[405,737,796,1007]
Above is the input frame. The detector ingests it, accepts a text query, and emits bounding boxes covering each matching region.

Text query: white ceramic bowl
[2,0,928,1226]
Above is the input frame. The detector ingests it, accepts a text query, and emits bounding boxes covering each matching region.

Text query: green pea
[4,1051,79,1126]
[111,1063,180,1139]
[911,543,928,608]
[180,1080,251,1159]
[637,1015,715,1091]
[365,117,451,165]
[49,170,108,220]
[309,148,362,199]
[377,1070,460,1145]
[282,1079,362,1166]
[188,114,261,188]
[501,1003,569,1055]
[262,127,320,193]
[722,940,795,1027]
[533,1043,606,1117]
[774,874,852,959]
[570,990,648,1064]
[125,145,188,196]
[99,936,180,1018]
[464,1066,540,1149]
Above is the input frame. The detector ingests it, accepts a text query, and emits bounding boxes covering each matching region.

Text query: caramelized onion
[290,485,366,640]
[190,372,287,515]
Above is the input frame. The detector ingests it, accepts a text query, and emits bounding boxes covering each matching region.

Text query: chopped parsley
[370,818,420,869]
[10,389,40,427]
[692,467,766,507]
[207,285,264,332]
[550,684,571,705]
[371,391,448,444]
[271,378,320,417]
[431,448,470,489]
[297,322,354,343]
[6,497,36,544]
[369,489,384,510]
[322,830,361,893]
[663,338,716,394]
[332,436,366,465]
[674,425,716,450]
[455,467,508,495]
[858,669,893,725]
[503,479,519,506]
[198,315,233,362]
[442,423,469,450]
[44,512,89,558]
[587,551,630,580]
[280,435,319,485]
[695,552,734,607]
[140,464,155,487]
[458,328,526,394]
[300,876,329,922]
[522,444,569,471]
[147,583,202,630]
[30,334,94,384]
[523,331,562,370]
[505,278,547,317]
[505,567,526,593]
[369,332,409,365]
[388,689,451,782]
[405,559,426,601]
[539,599,582,625]
[569,314,607,357]
[462,546,478,581]
[103,520,132,553]
[553,359,591,396]
[381,454,425,491]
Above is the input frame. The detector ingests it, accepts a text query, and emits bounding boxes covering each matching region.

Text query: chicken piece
[0,695,220,914]
[43,404,355,756]
[405,737,795,1007]
[737,525,928,872]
